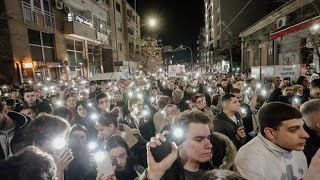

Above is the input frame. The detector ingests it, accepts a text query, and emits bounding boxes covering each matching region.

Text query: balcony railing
[22,1,37,23]
[22,1,55,29]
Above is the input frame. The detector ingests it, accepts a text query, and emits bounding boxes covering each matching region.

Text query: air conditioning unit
[96,0,102,3]
[276,16,287,29]
[64,5,71,14]
[53,0,63,10]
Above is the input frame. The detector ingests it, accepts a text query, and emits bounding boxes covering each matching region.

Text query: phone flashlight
[52,137,66,150]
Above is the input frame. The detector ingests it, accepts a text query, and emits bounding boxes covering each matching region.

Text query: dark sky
[127,0,204,48]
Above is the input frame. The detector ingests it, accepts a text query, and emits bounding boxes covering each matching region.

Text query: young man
[95,92,110,113]
[20,107,36,120]
[140,110,213,180]
[309,79,320,100]
[23,88,39,108]
[300,99,320,165]
[0,103,29,159]
[213,94,247,149]
[235,102,309,180]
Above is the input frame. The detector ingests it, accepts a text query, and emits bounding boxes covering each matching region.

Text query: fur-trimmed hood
[211,132,237,170]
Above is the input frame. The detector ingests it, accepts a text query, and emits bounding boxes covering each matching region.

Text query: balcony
[22,1,55,29]
[64,13,96,40]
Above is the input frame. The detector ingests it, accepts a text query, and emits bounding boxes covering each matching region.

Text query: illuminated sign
[75,15,93,28]
[23,62,33,68]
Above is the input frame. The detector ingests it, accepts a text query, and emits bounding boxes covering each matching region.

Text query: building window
[93,14,107,34]
[88,43,101,64]
[129,42,134,53]
[28,28,55,61]
[117,23,122,32]
[65,38,83,63]
[128,27,134,36]
[106,0,110,5]
[118,43,122,51]
[116,2,121,13]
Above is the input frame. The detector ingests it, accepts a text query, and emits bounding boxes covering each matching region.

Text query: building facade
[0,0,140,84]
[240,0,320,73]
[203,0,286,72]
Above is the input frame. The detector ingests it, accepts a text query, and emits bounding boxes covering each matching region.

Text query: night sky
[127,0,204,49]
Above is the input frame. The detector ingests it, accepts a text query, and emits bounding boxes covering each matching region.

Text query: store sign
[75,15,93,28]
[22,62,33,68]
[36,61,61,67]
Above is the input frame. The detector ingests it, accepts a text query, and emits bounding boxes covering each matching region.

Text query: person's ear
[263,127,276,142]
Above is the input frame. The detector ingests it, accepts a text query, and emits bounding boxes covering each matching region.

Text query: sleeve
[235,157,265,180]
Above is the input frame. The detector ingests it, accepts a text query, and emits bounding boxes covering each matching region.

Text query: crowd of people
[0,72,320,180]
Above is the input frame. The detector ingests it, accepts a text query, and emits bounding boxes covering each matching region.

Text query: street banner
[168,65,186,77]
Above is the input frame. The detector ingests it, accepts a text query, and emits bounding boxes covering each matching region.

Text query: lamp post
[180,45,193,67]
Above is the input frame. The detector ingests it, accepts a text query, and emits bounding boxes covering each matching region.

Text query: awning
[269,15,320,40]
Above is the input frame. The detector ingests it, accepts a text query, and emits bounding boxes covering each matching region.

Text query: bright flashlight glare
[143,110,149,116]
[88,102,93,107]
[44,87,49,91]
[183,76,188,81]
[52,137,66,150]
[173,128,183,138]
[47,78,51,81]
[256,84,261,89]
[88,142,97,150]
[193,89,196,92]
[94,151,106,162]
[261,90,267,96]
[137,94,143,99]
[241,108,246,114]
[56,101,63,106]
[159,68,163,72]
[150,97,155,102]
[91,114,98,120]
[28,80,33,84]
[293,98,299,104]
[207,88,212,92]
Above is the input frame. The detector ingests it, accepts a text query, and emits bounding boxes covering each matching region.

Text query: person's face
[95,123,114,140]
[113,94,122,102]
[302,78,309,87]
[151,89,159,96]
[21,108,36,119]
[77,105,88,118]
[233,81,244,90]
[109,146,128,171]
[24,92,37,105]
[310,87,320,99]
[11,91,19,98]
[274,78,282,87]
[282,87,293,96]
[66,97,76,109]
[255,102,263,110]
[101,84,109,92]
[69,130,87,149]
[167,82,175,90]
[90,84,97,91]
[180,123,212,163]
[195,97,206,110]
[59,88,69,98]
[165,105,180,121]
[225,97,241,112]
[98,97,110,112]
[266,118,309,151]
[232,92,243,104]
[132,101,144,113]
[296,87,304,96]
[221,80,228,87]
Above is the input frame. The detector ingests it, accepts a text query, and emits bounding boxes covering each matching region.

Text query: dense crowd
[0,72,320,180]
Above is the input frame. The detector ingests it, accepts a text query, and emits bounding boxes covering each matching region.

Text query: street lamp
[141,18,157,27]
[180,45,193,66]
[311,23,320,31]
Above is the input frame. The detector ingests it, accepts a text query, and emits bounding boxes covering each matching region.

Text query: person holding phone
[103,135,145,180]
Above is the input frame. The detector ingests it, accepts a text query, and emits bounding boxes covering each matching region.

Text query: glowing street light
[149,18,156,27]
[311,24,320,31]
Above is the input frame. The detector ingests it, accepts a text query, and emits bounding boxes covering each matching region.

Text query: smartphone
[283,77,291,81]
[95,151,114,177]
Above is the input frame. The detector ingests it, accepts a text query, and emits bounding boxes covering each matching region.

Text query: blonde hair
[292,85,303,94]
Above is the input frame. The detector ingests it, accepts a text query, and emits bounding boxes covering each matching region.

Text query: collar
[258,133,292,159]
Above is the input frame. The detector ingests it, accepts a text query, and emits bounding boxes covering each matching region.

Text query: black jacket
[304,125,320,165]
[123,114,155,141]
[0,112,29,159]
[241,103,253,134]
[213,112,244,149]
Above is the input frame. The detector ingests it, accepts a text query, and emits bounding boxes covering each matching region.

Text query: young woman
[74,100,97,141]
[105,135,144,180]
[64,94,77,120]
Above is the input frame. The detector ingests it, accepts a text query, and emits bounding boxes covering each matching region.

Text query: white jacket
[235,134,308,180]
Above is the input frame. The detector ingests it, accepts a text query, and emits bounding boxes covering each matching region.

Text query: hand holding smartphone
[95,151,114,178]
